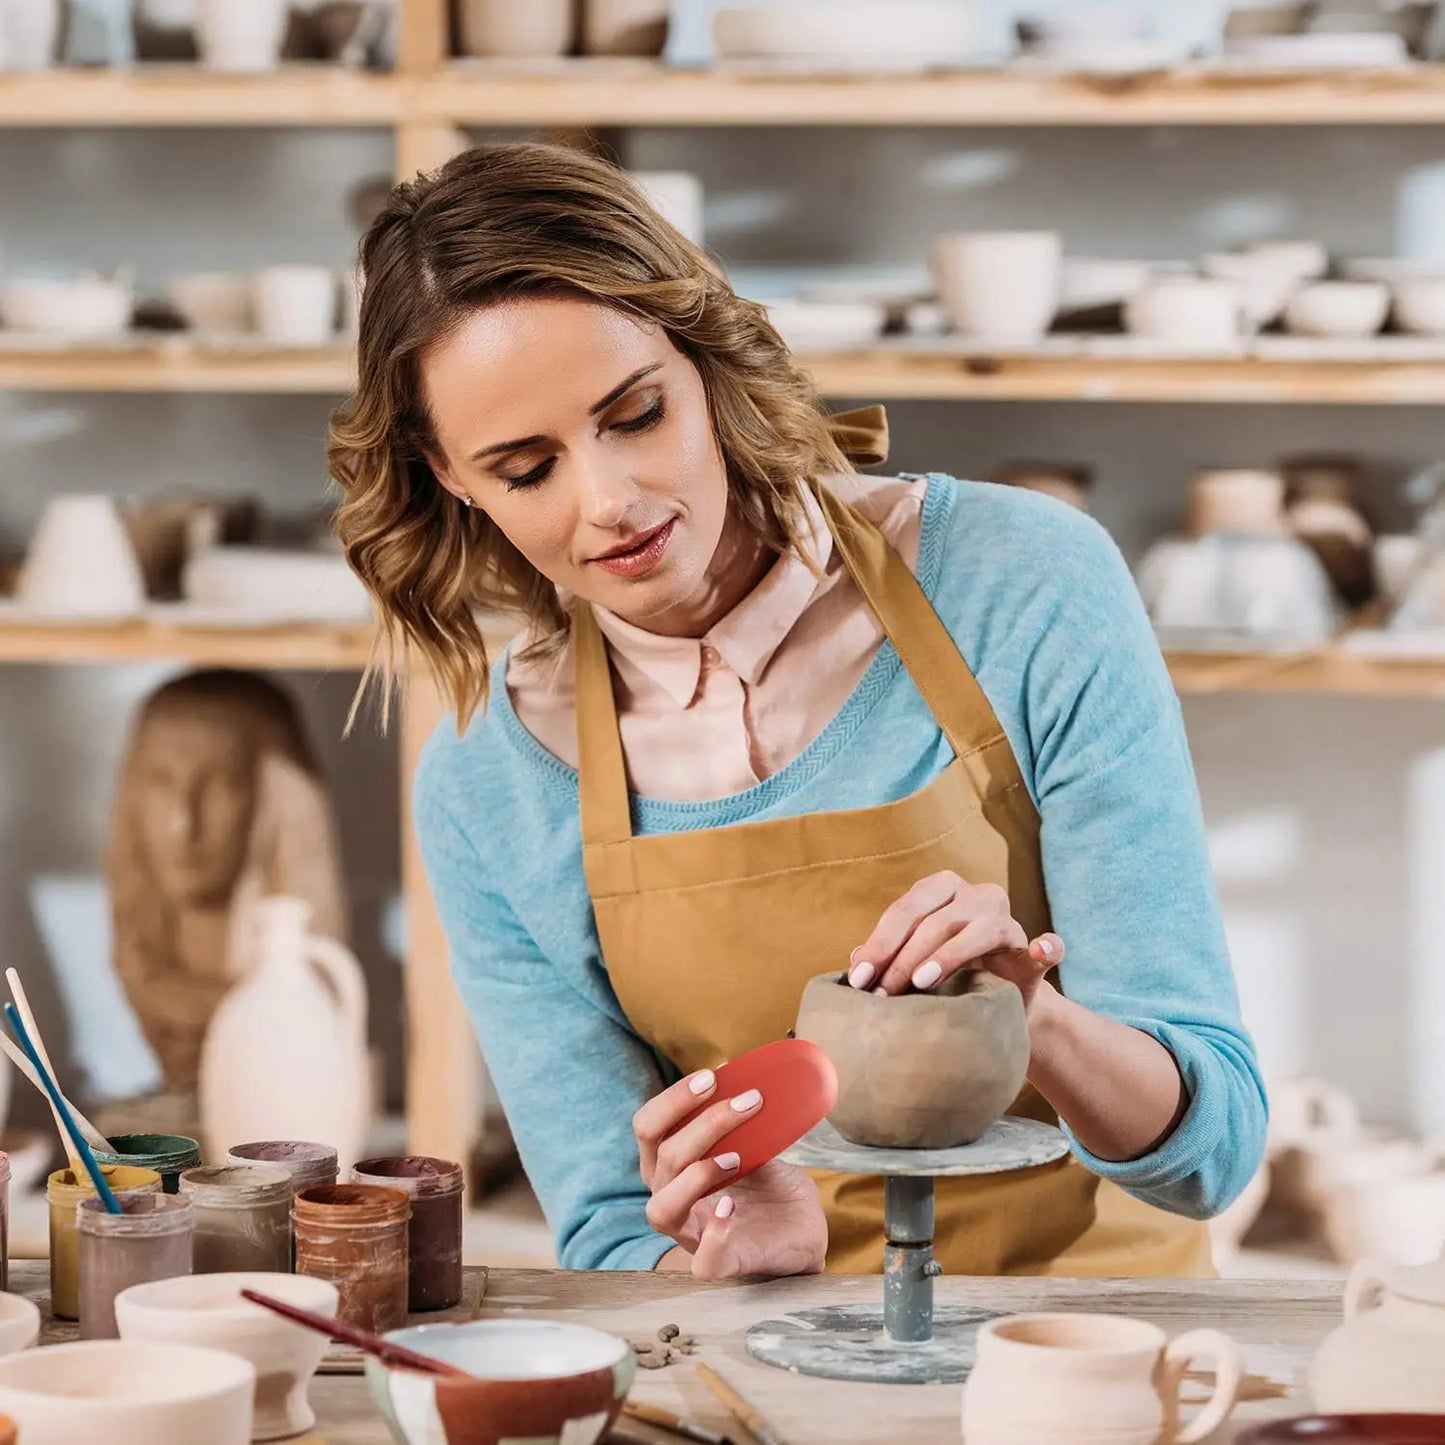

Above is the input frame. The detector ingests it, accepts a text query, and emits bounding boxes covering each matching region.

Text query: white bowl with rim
[1283,281,1389,338]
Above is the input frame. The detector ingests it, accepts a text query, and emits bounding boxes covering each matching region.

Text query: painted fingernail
[873,984,888,996]
[715,1152,740,1172]
[1037,938,1055,959]
[912,960,943,990]
[848,961,876,989]
[688,1070,716,1096]
[716,1196,735,1220]
[730,1089,762,1112]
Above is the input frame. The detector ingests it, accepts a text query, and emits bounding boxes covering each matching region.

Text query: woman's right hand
[633,1067,828,1281]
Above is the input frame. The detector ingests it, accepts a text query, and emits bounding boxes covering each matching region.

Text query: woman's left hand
[847,870,1064,1015]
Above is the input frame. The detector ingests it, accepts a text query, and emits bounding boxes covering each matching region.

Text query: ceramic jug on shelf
[199,895,370,1172]
[1308,1255,1445,1414]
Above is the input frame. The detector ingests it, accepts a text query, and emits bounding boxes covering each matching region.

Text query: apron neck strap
[577,476,1006,848]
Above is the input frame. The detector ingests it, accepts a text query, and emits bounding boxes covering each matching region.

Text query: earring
[460,495,474,508]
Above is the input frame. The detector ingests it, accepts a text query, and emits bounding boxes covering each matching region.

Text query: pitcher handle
[1344,1257,1389,1319]
[1164,1328,1242,1444]
[305,933,368,1041]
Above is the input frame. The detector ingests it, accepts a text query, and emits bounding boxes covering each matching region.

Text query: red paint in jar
[293,1184,409,1335]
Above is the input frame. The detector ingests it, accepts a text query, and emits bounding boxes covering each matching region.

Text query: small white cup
[196,0,288,72]
[253,266,338,346]
[19,495,148,618]
[1,0,64,70]
[1125,276,1241,348]
[632,171,705,247]
[931,231,1062,343]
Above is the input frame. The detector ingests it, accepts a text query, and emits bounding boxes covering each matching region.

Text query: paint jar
[0,1152,10,1294]
[77,1193,193,1340]
[227,1140,339,1194]
[47,1166,162,1320]
[351,1156,463,1311]
[180,1164,293,1274]
[93,1134,202,1194]
[293,1184,409,1334]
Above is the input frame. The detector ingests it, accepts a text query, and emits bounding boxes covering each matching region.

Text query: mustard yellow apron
[574,452,1212,1278]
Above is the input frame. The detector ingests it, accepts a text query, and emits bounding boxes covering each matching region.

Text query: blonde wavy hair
[329,139,852,728]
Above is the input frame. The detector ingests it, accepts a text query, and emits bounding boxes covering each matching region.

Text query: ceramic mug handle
[1163,1328,1243,1444]
[1343,1257,1389,1319]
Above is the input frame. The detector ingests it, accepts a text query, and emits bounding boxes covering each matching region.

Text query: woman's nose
[579,459,638,530]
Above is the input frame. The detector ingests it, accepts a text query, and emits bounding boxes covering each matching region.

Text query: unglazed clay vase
[199,895,370,1172]
[456,0,573,57]
[794,970,1028,1149]
[0,1340,255,1444]
[116,1272,338,1442]
[583,0,668,55]
[366,1320,634,1445]
[962,1313,1243,1445]
[1309,1257,1445,1415]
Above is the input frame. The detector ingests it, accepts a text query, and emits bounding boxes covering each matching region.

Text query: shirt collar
[589,484,834,705]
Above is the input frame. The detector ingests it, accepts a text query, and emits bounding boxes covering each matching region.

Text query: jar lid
[47,1164,162,1200]
[293,1183,410,1227]
[351,1155,464,1199]
[94,1133,202,1173]
[180,1164,293,1207]
[77,1192,193,1236]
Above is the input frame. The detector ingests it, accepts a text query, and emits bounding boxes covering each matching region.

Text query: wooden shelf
[1168,646,1445,699]
[0,66,402,127]
[0,618,375,670]
[0,342,356,393]
[14,341,1445,403]
[425,60,1445,129]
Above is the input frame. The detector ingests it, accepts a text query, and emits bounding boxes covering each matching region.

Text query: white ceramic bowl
[116,1273,338,1443]
[1124,276,1241,348]
[366,1320,635,1445]
[1058,258,1156,312]
[0,1341,255,1445]
[1341,256,1445,285]
[182,546,372,621]
[1392,277,1445,336]
[0,278,132,336]
[1284,281,1390,338]
[1242,239,1331,282]
[713,1,983,69]
[764,299,885,353]
[1201,253,1305,329]
[1224,30,1408,65]
[0,1296,39,1357]
[168,272,254,334]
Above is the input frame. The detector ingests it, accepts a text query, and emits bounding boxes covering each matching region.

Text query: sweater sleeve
[1010,501,1268,1220]
[414,770,673,1271]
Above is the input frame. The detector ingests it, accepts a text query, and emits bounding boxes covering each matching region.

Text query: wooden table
[9,1263,1342,1442]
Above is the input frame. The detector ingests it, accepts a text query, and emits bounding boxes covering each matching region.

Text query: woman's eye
[613,400,665,434]
[503,458,556,492]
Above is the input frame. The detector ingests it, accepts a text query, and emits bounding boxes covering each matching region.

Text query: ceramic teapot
[199,896,370,1172]
[1308,1255,1445,1415]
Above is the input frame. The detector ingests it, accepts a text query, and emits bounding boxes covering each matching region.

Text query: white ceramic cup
[116,1273,338,1443]
[0,1340,255,1445]
[962,1313,1242,1445]
[19,495,147,618]
[1,0,63,70]
[1323,1159,1445,1267]
[195,0,288,71]
[930,231,1062,342]
[1125,276,1241,347]
[168,272,254,334]
[253,266,338,346]
[632,171,705,247]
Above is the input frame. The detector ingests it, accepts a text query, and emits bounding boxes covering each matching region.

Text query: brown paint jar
[46,1165,162,1320]
[226,1141,339,1195]
[351,1156,463,1311]
[77,1193,193,1340]
[293,1184,409,1334]
[180,1164,294,1274]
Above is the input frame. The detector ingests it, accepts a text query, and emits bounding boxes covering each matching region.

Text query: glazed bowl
[115,1272,339,1443]
[366,1320,635,1445]
[168,272,254,334]
[794,970,1029,1149]
[0,1297,39,1357]
[0,277,132,336]
[1284,281,1390,338]
[0,1341,255,1445]
[1393,277,1445,336]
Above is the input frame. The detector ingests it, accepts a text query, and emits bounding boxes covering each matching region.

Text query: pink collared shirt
[505,473,926,802]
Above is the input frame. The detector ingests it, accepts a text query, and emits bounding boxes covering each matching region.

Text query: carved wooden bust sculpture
[107,669,348,1093]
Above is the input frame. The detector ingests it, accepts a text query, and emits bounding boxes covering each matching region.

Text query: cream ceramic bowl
[0,1296,39,1357]
[1284,281,1390,338]
[713,1,983,68]
[0,1340,255,1445]
[116,1272,339,1443]
[1393,277,1445,336]
[0,277,131,336]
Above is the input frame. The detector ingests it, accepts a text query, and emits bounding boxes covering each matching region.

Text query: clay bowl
[0,1340,255,1445]
[794,970,1029,1150]
[115,1272,338,1443]
[0,1296,39,1357]
[366,1320,634,1445]
[1238,1417,1445,1443]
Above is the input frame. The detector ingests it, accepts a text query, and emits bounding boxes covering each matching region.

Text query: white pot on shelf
[18,495,147,619]
[456,0,573,57]
[931,231,1062,343]
[195,0,288,72]
[0,0,63,70]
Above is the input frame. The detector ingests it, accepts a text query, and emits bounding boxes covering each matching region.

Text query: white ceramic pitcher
[199,896,370,1172]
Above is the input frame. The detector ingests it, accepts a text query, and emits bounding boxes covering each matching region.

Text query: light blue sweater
[415,474,1268,1272]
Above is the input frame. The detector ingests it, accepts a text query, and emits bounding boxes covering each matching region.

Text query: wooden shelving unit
[6,0,1445,1185]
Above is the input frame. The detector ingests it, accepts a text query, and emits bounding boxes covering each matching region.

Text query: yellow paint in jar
[46,1165,162,1320]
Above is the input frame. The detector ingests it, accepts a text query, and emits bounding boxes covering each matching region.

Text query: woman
[331,140,1267,1281]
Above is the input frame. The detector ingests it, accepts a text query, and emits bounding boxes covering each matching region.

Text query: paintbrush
[0,1030,111,1152]
[4,967,97,1162]
[623,1399,732,1445]
[694,1362,787,1445]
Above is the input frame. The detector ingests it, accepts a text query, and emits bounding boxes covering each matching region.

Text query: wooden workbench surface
[10,1263,1343,1442]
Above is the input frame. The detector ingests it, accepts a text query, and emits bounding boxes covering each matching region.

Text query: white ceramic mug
[930,231,1062,342]
[962,1313,1242,1445]
[195,0,287,71]
[632,171,705,246]
[1125,276,1241,347]
[19,495,147,618]
[1,0,63,70]
[253,266,337,346]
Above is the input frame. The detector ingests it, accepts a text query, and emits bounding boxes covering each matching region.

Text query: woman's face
[422,296,738,633]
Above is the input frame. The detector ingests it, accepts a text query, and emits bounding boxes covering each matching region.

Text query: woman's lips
[589,519,676,579]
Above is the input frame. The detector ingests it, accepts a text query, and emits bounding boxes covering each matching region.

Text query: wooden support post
[395,120,468,183]
[397,0,448,75]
